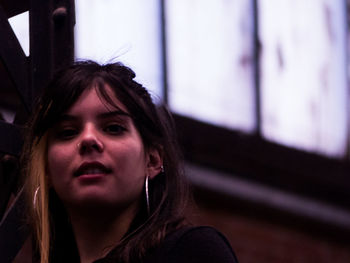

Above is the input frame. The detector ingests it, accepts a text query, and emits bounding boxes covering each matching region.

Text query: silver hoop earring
[161,165,165,173]
[33,186,40,208]
[145,176,150,216]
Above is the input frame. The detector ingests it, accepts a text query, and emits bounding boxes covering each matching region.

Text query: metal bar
[0,5,30,113]
[252,0,261,136]
[0,121,23,156]
[29,0,53,104]
[345,0,350,159]
[29,0,75,103]
[52,0,75,70]
[0,154,19,221]
[0,188,29,263]
[0,0,29,18]
[160,0,168,103]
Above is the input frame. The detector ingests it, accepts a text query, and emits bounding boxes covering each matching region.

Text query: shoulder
[144,226,239,263]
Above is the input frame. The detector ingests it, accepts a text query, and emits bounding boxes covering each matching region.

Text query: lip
[74,161,112,178]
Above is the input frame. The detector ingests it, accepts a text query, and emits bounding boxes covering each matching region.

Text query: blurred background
[1,0,350,262]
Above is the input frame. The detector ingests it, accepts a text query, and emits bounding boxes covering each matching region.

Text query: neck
[67,205,138,263]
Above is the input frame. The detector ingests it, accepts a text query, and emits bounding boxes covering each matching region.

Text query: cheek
[111,141,147,183]
[123,142,146,170]
[47,144,73,182]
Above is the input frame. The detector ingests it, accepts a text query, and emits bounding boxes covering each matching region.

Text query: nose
[78,125,104,154]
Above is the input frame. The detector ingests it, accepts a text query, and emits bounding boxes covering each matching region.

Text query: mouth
[74,162,112,177]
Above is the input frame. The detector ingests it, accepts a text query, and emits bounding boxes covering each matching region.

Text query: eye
[57,128,78,140]
[104,124,126,135]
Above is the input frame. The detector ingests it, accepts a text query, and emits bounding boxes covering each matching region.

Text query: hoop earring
[145,176,150,216]
[161,165,165,173]
[33,186,40,208]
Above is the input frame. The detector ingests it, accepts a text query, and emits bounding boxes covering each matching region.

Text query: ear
[146,147,163,180]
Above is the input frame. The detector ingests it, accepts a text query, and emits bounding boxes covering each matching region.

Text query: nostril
[78,139,104,153]
[92,144,102,151]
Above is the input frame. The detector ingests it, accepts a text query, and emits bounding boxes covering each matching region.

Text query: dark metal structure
[0,0,75,261]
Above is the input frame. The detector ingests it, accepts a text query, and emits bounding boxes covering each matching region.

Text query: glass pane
[74,0,163,98]
[259,0,348,157]
[166,0,256,132]
[8,11,29,57]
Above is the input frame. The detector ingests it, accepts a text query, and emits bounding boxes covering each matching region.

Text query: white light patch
[166,0,256,132]
[74,0,163,98]
[8,11,29,57]
[259,0,348,157]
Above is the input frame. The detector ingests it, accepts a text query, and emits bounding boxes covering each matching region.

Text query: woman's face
[47,86,160,212]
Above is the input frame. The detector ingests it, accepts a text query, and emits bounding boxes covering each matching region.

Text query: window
[259,0,348,157]
[166,0,256,132]
[75,0,163,97]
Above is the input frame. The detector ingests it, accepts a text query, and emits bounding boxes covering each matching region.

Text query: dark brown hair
[22,60,190,263]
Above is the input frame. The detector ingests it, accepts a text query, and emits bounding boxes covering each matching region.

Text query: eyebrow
[97,110,131,119]
[58,110,131,122]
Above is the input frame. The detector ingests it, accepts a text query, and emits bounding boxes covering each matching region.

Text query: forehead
[67,85,128,115]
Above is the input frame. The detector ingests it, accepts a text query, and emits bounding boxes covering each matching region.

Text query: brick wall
[187,193,350,263]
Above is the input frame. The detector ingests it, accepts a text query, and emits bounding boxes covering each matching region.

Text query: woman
[21,61,238,263]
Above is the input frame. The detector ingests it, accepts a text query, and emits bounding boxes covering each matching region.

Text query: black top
[94,226,238,263]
